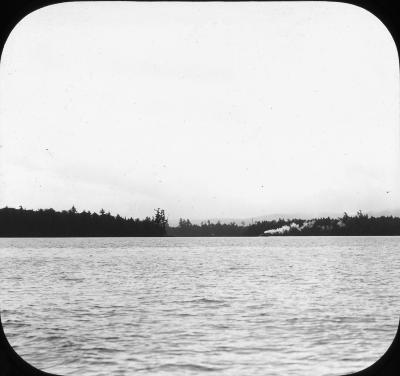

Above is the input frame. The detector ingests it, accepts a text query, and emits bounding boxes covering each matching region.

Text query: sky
[0,2,399,223]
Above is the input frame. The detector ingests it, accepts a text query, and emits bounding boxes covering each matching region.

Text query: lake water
[0,236,399,376]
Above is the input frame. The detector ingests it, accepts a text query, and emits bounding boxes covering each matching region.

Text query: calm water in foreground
[0,236,399,376]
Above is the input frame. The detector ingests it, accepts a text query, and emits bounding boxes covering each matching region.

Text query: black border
[0,1,399,375]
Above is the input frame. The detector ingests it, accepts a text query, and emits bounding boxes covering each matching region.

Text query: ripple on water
[0,236,399,376]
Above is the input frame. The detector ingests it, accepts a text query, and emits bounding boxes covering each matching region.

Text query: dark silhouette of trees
[153,208,168,235]
[167,218,246,236]
[243,211,400,236]
[1,207,400,237]
[0,206,168,237]
[167,211,400,237]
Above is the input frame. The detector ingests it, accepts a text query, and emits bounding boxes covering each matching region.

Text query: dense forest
[0,206,167,237]
[167,218,245,237]
[1,207,400,237]
[169,211,400,236]
[245,211,400,236]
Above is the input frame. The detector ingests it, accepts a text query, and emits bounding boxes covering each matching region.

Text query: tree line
[168,211,400,236]
[1,207,400,237]
[0,206,167,237]
[167,218,245,236]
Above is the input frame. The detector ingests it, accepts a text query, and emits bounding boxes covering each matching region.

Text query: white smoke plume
[337,220,346,228]
[264,218,347,235]
[264,222,300,235]
[264,220,316,235]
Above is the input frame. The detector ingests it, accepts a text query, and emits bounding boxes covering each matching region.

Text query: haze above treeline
[2,206,400,237]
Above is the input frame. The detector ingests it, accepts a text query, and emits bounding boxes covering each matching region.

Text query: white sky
[0,2,399,222]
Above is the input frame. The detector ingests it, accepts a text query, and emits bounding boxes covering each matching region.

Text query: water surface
[0,236,399,376]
